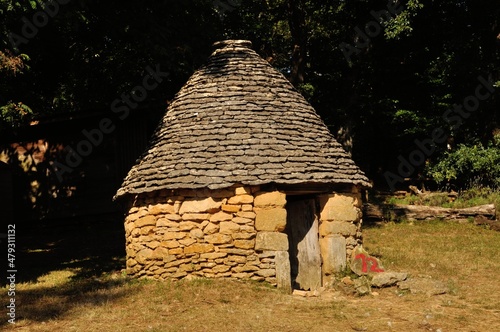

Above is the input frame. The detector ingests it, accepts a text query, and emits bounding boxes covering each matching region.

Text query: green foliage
[0,101,33,129]
[426,141,500,190]
[384,0,424,40]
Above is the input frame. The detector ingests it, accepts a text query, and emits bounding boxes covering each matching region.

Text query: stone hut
[115,40,370,291]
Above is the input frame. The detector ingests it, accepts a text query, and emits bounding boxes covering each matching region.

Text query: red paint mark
[355,254,384,273]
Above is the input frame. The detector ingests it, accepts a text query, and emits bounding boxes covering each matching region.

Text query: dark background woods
[1,0,499,222]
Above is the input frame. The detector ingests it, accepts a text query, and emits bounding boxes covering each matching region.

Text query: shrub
[426,141,500,190]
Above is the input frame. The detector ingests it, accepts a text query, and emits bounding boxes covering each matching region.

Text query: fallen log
[387,204,496,222]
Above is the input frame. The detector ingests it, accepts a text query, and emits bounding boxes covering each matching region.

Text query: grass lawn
[3,219,500,331]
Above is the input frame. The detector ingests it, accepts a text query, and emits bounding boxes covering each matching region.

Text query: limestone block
[220,221,241,234]
[203,223,219,234]
[236,211,256,219]
[251,276,265,282]
[255,208,287,231]
[235,186,252,195]
[320,235,347,274]
[232,265,260,273]
[184,243,214,254]
[255,232,289,251]
[148,203,175,215]
[182,213,210,221]
[145,241,160,249]
[221,204,241,213]
[240,225,255,233]
[232,232,255,240]
[234,239,255,249]
[169,248,183,255]
[371,272,407,288]
[140,226,155,235]
[127,258,137,267]
[232,217,253,225]
[225,255,247,264]
[256,269,275,277]
[163,232,186,240]
[152,247,169,260]
[179,222,200,231]
[200,252,227,260]
[219,248,254,255]
[163,255,177,263]
[135,215,156,228]
[136,248,153,264]
[319,221,357,237]
[179,238,196,246]
[346,237,359,247]
[126,210,146,223]
[161,240,180,248]
[190,228,204,239]
[227,194,254,204]
[254,191,286,207]
[127,265,142,275]
[247,254,259,261]
[124,222,134,235]
[179,263,194,272]
[241,204,253,211]
[350,246,385,276]
[205,233,232,244]
[157,219,180,227]
[172,271,188,279]
[162,214,182,221]
[179,197,222,214]
[319,194,362,222]
[275,251,292,293]
[210,211,233,222]
[354,276,371,296]
[212,265,231,273]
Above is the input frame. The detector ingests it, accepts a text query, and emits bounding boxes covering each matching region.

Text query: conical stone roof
[115,40,370,199]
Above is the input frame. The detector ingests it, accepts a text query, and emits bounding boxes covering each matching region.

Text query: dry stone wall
[124,184,363,290]
[125,186,286,286]
[318,187,363,287]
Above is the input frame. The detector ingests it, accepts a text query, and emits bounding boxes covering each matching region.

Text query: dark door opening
[285,195,321,291]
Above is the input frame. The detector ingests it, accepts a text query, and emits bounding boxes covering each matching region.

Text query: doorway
[285,195,321,291]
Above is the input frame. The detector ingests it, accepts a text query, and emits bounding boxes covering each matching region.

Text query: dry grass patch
[4,220,500,331]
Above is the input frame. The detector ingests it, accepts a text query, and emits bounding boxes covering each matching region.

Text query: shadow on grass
[1,213,129,327]
[12,212,126,284]
[7,276,133,326]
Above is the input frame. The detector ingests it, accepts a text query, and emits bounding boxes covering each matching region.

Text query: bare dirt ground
[3,216,500,331]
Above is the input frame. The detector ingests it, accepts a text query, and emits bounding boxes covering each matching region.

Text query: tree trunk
[287,0,307,86]
[388,204,496,222]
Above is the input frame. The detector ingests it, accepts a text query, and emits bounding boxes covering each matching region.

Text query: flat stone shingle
[115,40,370,199]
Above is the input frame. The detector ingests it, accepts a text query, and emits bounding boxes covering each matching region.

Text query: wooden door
[286,197,321,291]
